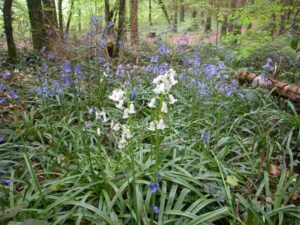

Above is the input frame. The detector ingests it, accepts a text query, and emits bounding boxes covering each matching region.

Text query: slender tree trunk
[172,0,178,32]
[130,0,138,46]
[78,9,81,31]
[65,0,75,35]
[3,0,17,63]
[58,0,64,40]
[205,6,212,32]
[221,13,228,36]
[247,0,254,30]
[180,4,184,22]
[114,0,126,57]
[192,7,198,28]
[104,0,114,35]
[228,0,236,32]
[157,0,170,24]
[149,0,153,25]
[26,0,48,51]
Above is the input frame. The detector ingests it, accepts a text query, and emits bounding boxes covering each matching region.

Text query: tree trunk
[65,0,75,35]
[58,0,64,40]
[221,13,228,36]
[3,0,17,63]
[157,0,170,24]
[42,0,58,49]
[238,71,300,102]
[205,11,212,32]
[130,0,138,46]
[228,0,236,32]
[192,7,198,28]
[104,0,114,35]
[78,9,81,32]
[172,0,178,32]
[114,0,126,57]
[149,0,153,25]
[42,0,58,32]
[26,0,48,51]
[180,4,184,22]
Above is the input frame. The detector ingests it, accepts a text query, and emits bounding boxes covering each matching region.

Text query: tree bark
[149,0,153,25]
[180,4,184,22]
[238,71,300,102]
[130,0,138,46]
[104,0,114,35]
[114,0,126,57]
[172,0,178,32]
[3,0,17,63]
[221,13,228,36]
[58,0,64,40]
[42,0,58,32]
[26,0,48,51]
[228,0,236,32]
[65,0,75,35]
[157,0,170,24]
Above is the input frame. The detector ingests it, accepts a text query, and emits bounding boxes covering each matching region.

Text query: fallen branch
[237,71,300,102]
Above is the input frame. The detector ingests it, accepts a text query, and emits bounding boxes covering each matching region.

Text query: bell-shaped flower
[123,108,129,119]
[168,94,177,104]
[111,121,120,131]
[148,121,156,131]
[148,98,156,108]
[157,119,166,130]
[129,103,136,114]
[161,101,168,113]
[116,99,124,109]
[153,83,165,94]
[109,89,125,102]
[97,127,101,136]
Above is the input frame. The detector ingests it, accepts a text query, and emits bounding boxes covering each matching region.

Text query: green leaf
[291,38,299,50]
[226,175,238,187]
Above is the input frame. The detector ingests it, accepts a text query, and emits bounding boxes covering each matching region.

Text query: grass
[0,33,299,225]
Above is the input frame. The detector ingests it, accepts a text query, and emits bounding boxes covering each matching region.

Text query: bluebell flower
[98,56,106,64]
[98,39,107,49]
[130,87,138,99]
[47,52,56,61]
[0,98,7,104]
[41,63,48,73]
[74,64,83,77]
[0,178,11,186]
[157,172,162,180]
[62,60,72,74]
[0,135,4,142]
[8,89,18,99]
[262,58,273,71]
[150,55,159,63]
[218,61,226,69]
[2,70,10,80]
[116,65,126,77]
[201,130,210,143]
[62,75,70,86]
[0,83,4,91]
[88,107,94,115]
[149,182,160,193]
[0,168,7,173]
[159,43,170,55]
[39,46,46,54]
[153,206,159,215]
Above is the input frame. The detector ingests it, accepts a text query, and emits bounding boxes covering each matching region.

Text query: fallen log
[237,71,300,102]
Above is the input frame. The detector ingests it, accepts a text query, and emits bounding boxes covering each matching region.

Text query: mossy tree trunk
[26,0,48,51]
[114,0,126,57]
[3,0,17,63]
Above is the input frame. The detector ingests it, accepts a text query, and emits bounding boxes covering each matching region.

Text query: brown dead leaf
[270,164,281,176]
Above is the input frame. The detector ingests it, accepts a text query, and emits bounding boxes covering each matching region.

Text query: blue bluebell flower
[62,60,72,74]
[201,130,210,143]
[149,182,160,193]
[0,135,4,142]
[153,206,159,215]
[157,172,162,180]
[0,178,11,186]
[2,70,10,80]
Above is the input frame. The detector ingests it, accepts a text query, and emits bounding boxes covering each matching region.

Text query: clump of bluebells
[0,70,18,104]
[35,60,86,102]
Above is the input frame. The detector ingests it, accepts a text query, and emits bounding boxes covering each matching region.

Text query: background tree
[114,0,126,57]
[26,0,48,51]
[130,0,138,46]
[3,0,17,63]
